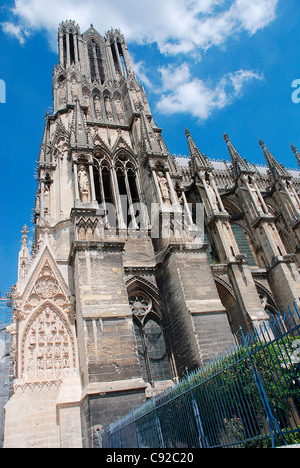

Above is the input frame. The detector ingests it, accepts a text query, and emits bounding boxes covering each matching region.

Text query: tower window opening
[63,34,67,69]
[111,42,121,74]
[88,41,96,82]
[69,33,75,64]
[95,44,105,84]
[117,41,127,77]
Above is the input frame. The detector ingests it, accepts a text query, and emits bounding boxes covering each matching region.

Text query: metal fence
[104,304,300,449]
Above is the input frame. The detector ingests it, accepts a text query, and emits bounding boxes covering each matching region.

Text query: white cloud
[131,58,154,90]
[233,0,279,35]
[1,0,275,121]
[156,64,264,121]
[2,0,279,54]
[1,21,29,45]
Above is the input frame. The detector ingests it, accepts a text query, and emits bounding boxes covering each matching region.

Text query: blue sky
[0,0,300,292]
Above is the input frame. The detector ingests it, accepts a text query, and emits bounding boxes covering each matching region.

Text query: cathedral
[3,20,300,448]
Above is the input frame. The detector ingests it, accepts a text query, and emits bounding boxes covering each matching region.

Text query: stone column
[165,170,178,206]
[152,169,163,206]
[111,167,126,229]
[89,163,97,203]
[40,181,45,221]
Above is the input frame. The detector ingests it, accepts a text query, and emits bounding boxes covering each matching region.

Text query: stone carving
[104,95,113,121]
[93,94,102,120]
[157,171,170,202]
[129,293,152,317]
[58,79,67,104]
[71,76,79,101]
[35,276,59,298]
[114,96,125,123]
[22,304,75,382]
[78,164,90,202]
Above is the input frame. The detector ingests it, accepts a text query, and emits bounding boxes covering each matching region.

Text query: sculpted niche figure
[78,164,90,203]
[157,171,170,202]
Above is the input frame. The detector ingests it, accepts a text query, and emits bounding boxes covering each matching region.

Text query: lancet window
[92,153,141,228]
[110,39,127,77]
[129,292,172,385]
[88,40,105,84]
[61,30,79,68]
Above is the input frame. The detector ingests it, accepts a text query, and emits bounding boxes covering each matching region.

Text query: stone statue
[78,164,90,202]
[157,171,170,202]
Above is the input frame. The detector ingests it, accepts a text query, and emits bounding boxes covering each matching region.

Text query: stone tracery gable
[14,246,77,383]
[21,303,76,383]
[17,248,74,318]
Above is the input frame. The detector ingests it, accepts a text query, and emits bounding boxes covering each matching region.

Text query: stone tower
[4,21,300,448]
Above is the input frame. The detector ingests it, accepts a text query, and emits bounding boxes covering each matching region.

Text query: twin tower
[3,21,300,447]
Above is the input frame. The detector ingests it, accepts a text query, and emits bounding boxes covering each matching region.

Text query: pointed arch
[254,281,278,318]
[20,300,77,382]
[126,278,173,384]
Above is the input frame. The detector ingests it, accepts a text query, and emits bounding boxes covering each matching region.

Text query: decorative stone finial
[223,132,230,143]
[21,225,29,246]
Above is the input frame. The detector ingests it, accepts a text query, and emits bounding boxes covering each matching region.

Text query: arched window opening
[231,224,257,266]
[63,34,67,69]
[69,33,75,64]
[111,42,121,74]
[117,41,127,77]
[117,167,130,227]
[127,168,139,204]
[102,166,114,205]
[93,165,102,204]
[95,44,105,84]
[129,293,172,385]
[88,40,96,82]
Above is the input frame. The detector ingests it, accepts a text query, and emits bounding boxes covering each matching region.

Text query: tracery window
[129,292,172,385]
[93,153,141,228]
[88,40,105,84]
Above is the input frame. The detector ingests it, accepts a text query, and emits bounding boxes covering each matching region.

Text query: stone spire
[185,128,212,175]
[291,143,300,169]
[17,225,30,283]
[259,139,291,183]
[38,111,52,166]
[70,99,93,149]
[223,133,254,180]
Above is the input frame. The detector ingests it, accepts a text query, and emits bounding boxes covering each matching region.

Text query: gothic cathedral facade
[4,21,300,448]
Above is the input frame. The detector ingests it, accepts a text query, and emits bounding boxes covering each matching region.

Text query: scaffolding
[0,290,12,448]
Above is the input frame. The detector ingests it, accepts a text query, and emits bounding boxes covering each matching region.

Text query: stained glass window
[129,293,171,384]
